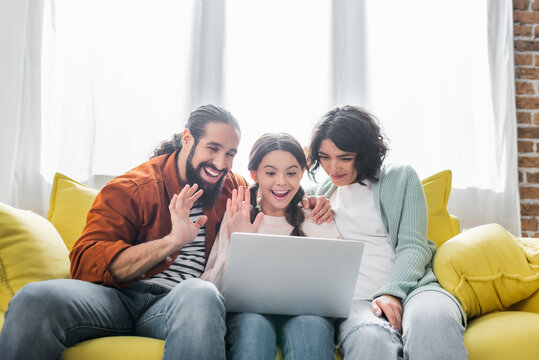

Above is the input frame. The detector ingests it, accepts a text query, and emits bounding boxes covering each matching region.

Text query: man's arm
[70,178,206,287]
[107,185,207,283]
[107,234,178,283]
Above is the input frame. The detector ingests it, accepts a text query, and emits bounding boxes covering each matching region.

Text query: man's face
[182,122,240,206]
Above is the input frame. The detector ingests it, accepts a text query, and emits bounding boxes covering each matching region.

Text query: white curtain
[40,0,198,182]
[0,0,49,214]
[2,0,520,234]
[328,0,519,234]
[3,0,212,214]
[223,0,332,182]
[0,0,26,205]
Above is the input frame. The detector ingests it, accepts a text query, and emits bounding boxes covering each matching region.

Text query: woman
[307,105,467,360]
[202,133,340,360]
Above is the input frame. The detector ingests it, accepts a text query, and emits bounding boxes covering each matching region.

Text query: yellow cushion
[0,311,4,333]
[63,336,164,360]
[47,173,99,250]
[0,202,71,312]
[465,311,539,360]
[421,170,460,248]
[509,287,539,313]
[433,223,539,319]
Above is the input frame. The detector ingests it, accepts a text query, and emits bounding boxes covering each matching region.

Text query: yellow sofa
[3,170,535,359]
[433,223,539,360]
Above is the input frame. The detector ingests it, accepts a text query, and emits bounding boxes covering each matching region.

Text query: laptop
[223,232,364,318]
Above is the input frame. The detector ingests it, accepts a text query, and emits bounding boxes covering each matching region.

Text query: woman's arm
[374,165,435,299]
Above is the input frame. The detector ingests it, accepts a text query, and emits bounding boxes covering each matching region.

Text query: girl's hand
[302,195,334,224]
[371,294,403,334]
[227,187,264,237]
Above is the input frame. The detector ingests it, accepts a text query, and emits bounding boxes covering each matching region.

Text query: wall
[514,0,539,237]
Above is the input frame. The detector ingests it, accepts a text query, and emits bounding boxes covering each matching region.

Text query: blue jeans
[0,278,226,360]
[226,312,335,360]
[338,290,467,360]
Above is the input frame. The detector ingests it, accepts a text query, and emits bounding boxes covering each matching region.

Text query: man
[0,105,331,359]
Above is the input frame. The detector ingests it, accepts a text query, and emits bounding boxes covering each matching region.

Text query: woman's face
[251,150,305,217]
[318,139,358,186]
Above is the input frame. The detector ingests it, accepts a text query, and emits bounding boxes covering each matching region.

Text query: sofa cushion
[465,311,539,360]
[433,223,539,319]
[421,170,460,248]
[0,202,71,312]
[509,287,539,313]
[47,173,99,250]
[63,336,164,360]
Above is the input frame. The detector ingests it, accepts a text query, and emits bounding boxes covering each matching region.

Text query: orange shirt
[69,151,248,288]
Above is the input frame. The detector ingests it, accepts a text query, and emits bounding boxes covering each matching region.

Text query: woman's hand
[227,187,264,237]
[371,295,403,334]
[169,184,208,249]
[302,195,334,224]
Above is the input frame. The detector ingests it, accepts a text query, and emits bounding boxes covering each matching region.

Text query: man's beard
[185,145,228,208]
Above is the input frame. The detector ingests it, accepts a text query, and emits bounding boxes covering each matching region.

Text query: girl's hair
[152,104,240,158]
[308,105,389,185]
[248,133,307,237]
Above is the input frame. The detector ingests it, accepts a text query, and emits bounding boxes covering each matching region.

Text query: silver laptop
[223,232,364,318]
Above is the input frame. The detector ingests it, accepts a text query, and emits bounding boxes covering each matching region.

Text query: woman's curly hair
[308,105,389,185]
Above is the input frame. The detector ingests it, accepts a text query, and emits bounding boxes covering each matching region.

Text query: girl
[203,132,340,360]
[307,105,467,360]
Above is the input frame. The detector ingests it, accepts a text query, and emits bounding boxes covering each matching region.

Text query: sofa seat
[464,311,539,359]
[63,336,164,360]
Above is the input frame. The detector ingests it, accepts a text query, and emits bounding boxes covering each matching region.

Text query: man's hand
[227,187,264,237]
[302,195,333,224]
[371,294,403,334]
[168,184,208,248]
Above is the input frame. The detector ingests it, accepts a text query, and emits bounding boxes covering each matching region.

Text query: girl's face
[318,139,358,186]
[251,150,305,217]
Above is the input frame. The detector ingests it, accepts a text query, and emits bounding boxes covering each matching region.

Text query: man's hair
[152,104,241,158]
[308,105,389,184]
[247,133,307,237]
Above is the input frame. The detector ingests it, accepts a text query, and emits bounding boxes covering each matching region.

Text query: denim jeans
[337,290,467,360]
[0,278,226,360]
[226,312,335,360]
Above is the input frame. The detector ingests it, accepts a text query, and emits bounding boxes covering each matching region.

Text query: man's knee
[164,279,225,328]
[9,280,70,316]
[171,279,223,307]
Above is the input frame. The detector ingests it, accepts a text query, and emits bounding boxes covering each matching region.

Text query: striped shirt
[142,204,206,290]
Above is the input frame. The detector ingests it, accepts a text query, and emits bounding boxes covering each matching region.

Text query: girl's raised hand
[227,187,264,237]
